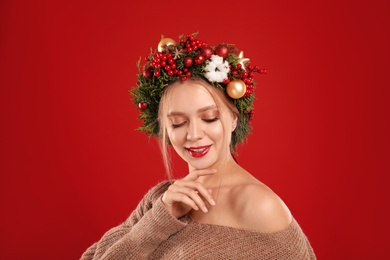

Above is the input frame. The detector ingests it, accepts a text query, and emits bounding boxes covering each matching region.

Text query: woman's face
[165,81,237,171]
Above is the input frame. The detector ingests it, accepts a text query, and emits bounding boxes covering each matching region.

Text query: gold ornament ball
[226,80,247,99]
[157,38,177,52]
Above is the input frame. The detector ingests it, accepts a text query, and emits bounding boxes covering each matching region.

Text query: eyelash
[203,117,219,123]
[171,118,219,128]
[171,122,185,128]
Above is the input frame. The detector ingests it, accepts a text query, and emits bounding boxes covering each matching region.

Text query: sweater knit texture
[81,181,316,259]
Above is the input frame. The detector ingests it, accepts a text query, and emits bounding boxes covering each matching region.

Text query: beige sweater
[81,181,316,259]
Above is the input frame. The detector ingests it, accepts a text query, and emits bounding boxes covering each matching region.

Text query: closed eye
[203,117,219,123]
[171,122,186,128]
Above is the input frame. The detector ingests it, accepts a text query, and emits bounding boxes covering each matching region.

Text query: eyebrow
[167,105,218,117]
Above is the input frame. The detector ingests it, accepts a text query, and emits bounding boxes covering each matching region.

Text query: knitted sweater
[81,181,316,259]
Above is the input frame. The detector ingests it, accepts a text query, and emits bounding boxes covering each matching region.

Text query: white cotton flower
[204,54,230,82]
[210,54,223,64]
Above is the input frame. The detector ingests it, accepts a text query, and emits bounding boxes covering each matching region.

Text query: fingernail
[210,199,216,206]
[203,206,208,212]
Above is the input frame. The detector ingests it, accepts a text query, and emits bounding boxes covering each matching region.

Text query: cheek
[208,122,224,141]
[167,128,185,148]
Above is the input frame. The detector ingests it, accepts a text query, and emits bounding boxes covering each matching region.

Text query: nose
[186,120,203,141]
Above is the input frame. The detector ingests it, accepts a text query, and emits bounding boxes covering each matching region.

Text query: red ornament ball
[194,54,205,65]
[201,46,213,59]
[184,57,193,67]
[215,44,230,58]
[143,68,152,79]
[138,102,147,110]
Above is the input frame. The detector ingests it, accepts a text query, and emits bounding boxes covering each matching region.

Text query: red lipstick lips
[186,145,211,158]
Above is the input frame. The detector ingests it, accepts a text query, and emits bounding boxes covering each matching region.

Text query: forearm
[81,196,186,260]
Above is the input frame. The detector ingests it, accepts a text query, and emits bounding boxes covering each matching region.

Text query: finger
[168,186,210,212]
[206,189,215,206]
[163,189,201,211]
[189,182,216,206]
[183,168,217,181]
[170,181,215,206]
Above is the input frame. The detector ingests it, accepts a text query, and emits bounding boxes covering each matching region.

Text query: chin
[177,148,218,170]
[187,158,217,170]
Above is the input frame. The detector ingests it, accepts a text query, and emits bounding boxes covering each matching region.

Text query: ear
[231,114,238,132]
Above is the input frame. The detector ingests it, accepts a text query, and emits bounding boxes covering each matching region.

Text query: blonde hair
[157,77,239,179]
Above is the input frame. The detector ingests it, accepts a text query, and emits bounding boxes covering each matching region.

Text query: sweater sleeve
[263,219,316,260]
[80,181,187,260]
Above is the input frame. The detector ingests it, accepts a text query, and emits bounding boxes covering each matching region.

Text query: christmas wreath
[130,32,266,149]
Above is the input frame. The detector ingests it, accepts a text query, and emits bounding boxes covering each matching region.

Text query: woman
[81,33,316,259]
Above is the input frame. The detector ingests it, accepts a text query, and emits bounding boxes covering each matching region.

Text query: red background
[1,1,389,259]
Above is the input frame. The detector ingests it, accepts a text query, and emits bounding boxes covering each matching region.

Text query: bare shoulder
[231,181,292,233]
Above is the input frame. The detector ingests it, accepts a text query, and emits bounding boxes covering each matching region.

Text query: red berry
[154,71,160,77]
[215,44,230,58]
[240,72,248,78]
[138,102,147,110]
[194,54,205,65]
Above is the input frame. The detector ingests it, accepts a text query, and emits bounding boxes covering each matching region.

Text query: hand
[162,169,217,219]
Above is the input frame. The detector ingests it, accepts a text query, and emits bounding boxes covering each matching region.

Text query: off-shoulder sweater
[81,181,316,259]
